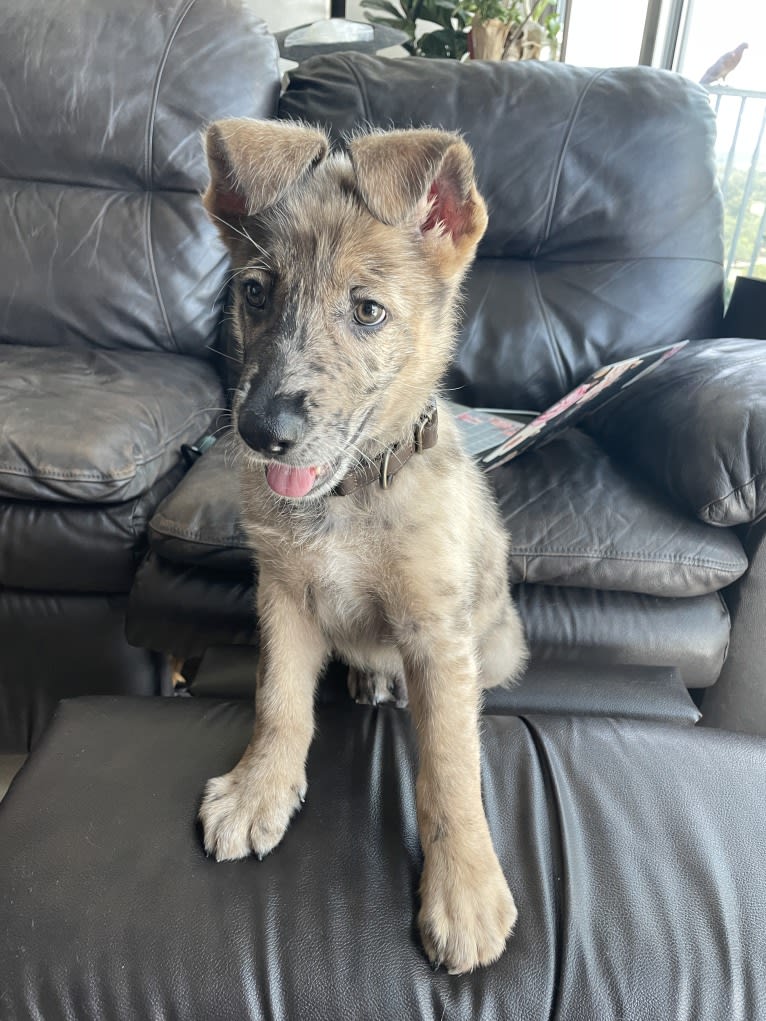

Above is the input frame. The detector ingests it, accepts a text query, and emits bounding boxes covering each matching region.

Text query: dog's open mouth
[264,462,335,499]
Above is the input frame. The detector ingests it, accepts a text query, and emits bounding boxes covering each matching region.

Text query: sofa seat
[143,429,747,596]
[0,344,223,592]
[0,345,222,504]
[125,430,736,687]
[0,468,183,592]
[127,552,731,688]
[2,696,764,1020]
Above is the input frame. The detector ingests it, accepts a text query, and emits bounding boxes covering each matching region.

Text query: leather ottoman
[1,696,764,1020]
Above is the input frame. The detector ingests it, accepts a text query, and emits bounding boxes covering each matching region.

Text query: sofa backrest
[0,0,279,357]
[280,55,724,409]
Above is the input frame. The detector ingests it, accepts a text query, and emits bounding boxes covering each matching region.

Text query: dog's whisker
[207,344,241,365]
[211,266,250,305]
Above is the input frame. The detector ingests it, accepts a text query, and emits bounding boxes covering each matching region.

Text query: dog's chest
[253,519,393,649]
[308,543,391,647]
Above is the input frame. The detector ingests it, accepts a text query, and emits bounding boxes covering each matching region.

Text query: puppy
[198,120,528,974]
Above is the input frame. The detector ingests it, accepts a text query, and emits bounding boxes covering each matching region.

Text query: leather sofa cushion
[148,439,248,572]
[190,648,701,726]
[588,337,766,527]
[127,553,730,687]
[2,697,764,1020]
[0,594,158,753]
[0,0,280,357]
[147,429,747,597]
[493,430,746,594]
[0,464,183,593]
[0,345,222,503]
[280,56,723,410]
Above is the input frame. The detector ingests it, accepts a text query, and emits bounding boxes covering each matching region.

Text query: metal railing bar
[747,200,766,277]
[720,95,747,202]
[707,85,766,102]
[725,106,766,278]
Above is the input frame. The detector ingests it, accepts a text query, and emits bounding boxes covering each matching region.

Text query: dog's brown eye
[354,300,386,327]
[245,280,267,309]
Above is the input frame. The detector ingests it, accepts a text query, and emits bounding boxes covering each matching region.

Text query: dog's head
[203,120,487,500]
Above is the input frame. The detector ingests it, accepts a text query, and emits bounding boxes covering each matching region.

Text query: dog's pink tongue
[266,463,318,498]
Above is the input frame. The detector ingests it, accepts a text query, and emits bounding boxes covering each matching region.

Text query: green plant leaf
[364,13,412,31]
[417,26,469,58]
[361,0,406,16]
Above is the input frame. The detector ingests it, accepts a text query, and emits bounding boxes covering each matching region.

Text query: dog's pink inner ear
[422,174,474,241]
[214,183,248,219]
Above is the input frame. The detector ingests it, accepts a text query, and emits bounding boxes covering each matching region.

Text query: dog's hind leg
[478,600,528,690]
[199,577,329,861]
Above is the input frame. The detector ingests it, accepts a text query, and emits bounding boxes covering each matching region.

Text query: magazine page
[450,404,536,460]
[480,341,689,468]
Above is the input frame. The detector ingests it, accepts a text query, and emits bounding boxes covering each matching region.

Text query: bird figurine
[700,42,748,86]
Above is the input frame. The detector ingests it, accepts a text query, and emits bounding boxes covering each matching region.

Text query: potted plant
[360,0,561,61]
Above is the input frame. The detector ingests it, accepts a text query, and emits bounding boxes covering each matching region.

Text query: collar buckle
[379,449,392,489]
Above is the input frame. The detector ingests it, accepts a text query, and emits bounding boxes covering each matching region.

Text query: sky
[677,0,765,91]
[559,0,765,170]
[261,0,766,167]
[565,0,764,89]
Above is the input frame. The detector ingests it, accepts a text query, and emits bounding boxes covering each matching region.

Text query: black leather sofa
[2,693,766,1019]
[0,0,281,751]
[123,51,766,732]
[2,5,766,1018]
[2,0,766,750]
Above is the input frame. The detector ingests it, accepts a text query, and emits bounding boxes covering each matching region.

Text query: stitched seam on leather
[535,67,610,255]
[530,261,567,393]
[0,175,198,195]
[699,470,765,519]
[341,53,373,122]
[517,717,566,1021]
[144,0,199,351]
[0,410,210,482]
[151,513,245,549]
[144,194,175,348]
[715,590,732,675]
[511,548,746,571]
[144,0,198,184]
[528,255,724,266]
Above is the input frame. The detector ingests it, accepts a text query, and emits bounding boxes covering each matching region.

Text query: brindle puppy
[198,121,528,974]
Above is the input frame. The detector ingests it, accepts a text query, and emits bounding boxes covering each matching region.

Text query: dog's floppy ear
[348,129,487,265]
[203,119,329,237]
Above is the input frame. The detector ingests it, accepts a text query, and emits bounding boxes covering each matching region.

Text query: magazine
[451,341,688,468]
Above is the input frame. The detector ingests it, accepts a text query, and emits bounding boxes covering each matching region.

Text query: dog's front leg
[404,635,517,974]
[199,579,328,862]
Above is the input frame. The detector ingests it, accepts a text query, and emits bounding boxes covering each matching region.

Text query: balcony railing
[708,84,766,289]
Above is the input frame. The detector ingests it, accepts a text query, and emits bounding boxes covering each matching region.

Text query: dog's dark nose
[238,393,307,457]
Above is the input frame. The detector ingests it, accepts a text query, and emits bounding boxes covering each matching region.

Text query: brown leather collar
[332,403,439,497]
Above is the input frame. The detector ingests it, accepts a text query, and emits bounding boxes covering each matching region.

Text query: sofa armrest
[723,276,766,340]
[587,338,766,526]
[701,516,766,735]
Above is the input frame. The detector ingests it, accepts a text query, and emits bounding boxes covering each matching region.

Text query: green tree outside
[720,164,766,292]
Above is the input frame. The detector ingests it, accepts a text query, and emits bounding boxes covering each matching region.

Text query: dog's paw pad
[198,769,306,862]
[347,667,408,708]
[418,851,517,974]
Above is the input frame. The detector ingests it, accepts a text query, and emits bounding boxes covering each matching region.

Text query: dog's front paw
[347,667,408,708]
[418,846,517,974]
[199,766,307,862]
